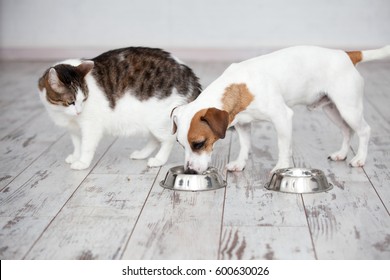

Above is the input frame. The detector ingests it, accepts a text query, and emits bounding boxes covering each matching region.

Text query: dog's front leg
[271,107,294,173]
[226,123,251,172]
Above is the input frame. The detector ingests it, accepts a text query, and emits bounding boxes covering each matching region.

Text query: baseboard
[0,47,278,62]
[0,45,376,62]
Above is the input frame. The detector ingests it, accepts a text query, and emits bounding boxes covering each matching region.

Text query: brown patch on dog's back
[222,83,254,123]
[346,51,363,65]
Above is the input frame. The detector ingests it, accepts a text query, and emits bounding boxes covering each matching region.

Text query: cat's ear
[48,68,66,93]
[77,61,94,77]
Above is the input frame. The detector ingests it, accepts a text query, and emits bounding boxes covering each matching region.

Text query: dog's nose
[184,168,198,175]
[185,162,199,174]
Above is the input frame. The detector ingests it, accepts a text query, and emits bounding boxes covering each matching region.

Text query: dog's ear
[201,107,229,139]
[170,107,178,134]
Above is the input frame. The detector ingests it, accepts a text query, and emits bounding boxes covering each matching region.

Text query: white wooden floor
[0,59,389,260]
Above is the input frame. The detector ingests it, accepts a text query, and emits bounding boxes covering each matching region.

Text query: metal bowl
[265,168,333,194]
[160,166,226,192]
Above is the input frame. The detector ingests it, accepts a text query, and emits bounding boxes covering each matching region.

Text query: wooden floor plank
[121,132,231,259]
[0,216,52,259]
[292,106,390,259]
[220,226,315,260]
[220,122,315,259]
[0,62,48,138]
[358,61,390,122]
[357,62,390,210]
[0,135,114,259]
[361,101,390,212]
[0,113,64,190]
[92,137,163,176]
[0,62,49,107]
[25,174,155,259]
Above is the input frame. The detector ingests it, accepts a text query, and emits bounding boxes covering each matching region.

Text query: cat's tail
[347,45,390,65]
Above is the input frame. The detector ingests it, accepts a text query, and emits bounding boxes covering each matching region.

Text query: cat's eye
[67,101,75,106]
[192,140,206,150]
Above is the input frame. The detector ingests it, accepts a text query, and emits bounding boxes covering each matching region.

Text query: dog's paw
[270,166,279,174]
[70,160,90,170]
[130,150,148,160]
[65,154,78,164]
[327,152,347,161]
[147,157,164,168]
[271,162,291,174]
[348,157,365,168]
[226,161,246,172]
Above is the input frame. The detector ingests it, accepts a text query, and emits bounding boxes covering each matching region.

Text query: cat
[38,47,201,170]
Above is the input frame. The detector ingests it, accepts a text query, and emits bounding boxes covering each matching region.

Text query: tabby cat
[38,47,201,170]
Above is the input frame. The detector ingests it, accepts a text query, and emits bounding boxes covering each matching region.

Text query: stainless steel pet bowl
[160,166,226,192]
[265,168,333,194]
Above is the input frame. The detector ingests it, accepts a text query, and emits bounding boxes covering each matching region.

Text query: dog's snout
[185,162,198,174]
[184,168,198,174]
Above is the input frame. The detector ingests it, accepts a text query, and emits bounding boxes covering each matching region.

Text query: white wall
[1,0,389,60]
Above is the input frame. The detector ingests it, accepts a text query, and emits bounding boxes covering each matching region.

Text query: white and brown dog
[171,45,390,173]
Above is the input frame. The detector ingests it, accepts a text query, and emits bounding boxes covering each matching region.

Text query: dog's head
[171,105,229,174]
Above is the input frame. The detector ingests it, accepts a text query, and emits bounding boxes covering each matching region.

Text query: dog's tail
[346,45,390,65]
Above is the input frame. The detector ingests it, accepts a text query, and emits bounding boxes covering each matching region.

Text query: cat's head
[38,61,94,116]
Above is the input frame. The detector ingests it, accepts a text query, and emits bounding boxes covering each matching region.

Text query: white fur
[362,45,390,62]
[173,46,390,173]
[40,60,188,170]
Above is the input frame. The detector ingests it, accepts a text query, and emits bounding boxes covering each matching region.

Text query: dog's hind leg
[323,103,353,161]
[331,79,370,167]
[342,111,370,167]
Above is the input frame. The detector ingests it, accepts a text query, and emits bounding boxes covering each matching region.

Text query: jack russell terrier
[171,45,390,173]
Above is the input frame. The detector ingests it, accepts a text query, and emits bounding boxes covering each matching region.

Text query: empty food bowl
[265,168,333,194]
[160,166,226,192]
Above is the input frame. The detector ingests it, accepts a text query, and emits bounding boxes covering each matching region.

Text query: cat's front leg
[130,136,159,160]
[147,137,174,167]
[65,128,81,164]
[71,125,103,170]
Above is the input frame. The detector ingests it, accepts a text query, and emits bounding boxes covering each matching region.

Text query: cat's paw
[70,160,90,170]
[65,154,78,164]
[130,150,148,160]
[226,161,246,172]
[147,157,164,168]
